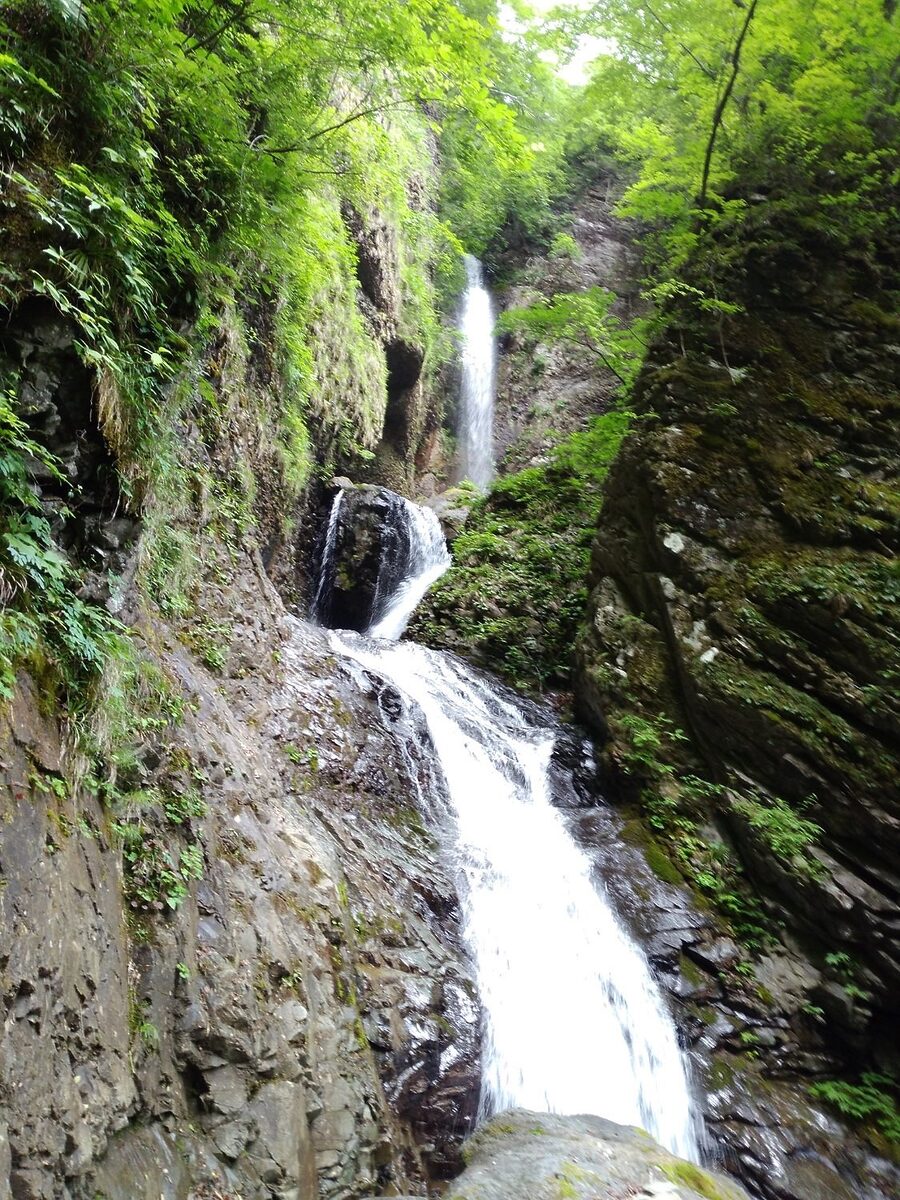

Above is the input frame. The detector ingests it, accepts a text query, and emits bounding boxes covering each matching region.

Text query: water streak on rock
[311,486,345,623]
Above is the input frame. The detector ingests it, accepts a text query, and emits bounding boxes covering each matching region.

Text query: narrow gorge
[1,3,898,1200]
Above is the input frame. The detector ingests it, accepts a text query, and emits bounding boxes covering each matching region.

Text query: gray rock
[447,1110,751,1200]
[686,938,741,973]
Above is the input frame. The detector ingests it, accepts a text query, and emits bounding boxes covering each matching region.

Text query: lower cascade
[320,487,700,1162]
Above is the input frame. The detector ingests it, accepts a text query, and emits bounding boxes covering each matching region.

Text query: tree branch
[645,3,718,80]
[559,333,628,385]
[698,0,760,211]
[256,97,432,154]
[184,0,260,57]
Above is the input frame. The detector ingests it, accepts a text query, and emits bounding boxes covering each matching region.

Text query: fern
[811,1075,900,1143]
[0,386,122,703]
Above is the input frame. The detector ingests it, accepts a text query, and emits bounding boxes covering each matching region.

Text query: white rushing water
[310,487,344,623]
[335,630,699,1160]
[368,499,450,640]
[457,255,496,489]
[321,490,700,1160]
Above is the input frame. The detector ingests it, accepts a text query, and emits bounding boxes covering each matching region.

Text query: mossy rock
[452,1110,751,1200]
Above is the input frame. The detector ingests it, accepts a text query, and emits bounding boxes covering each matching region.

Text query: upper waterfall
[457,256,496,489]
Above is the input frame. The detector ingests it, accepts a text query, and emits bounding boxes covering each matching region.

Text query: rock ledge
[446,1110,750,1200]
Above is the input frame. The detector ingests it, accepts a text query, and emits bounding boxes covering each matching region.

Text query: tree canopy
[562,0,899,279]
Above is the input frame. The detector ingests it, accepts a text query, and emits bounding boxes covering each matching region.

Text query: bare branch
[645,4,718,80]
[698,0,760,210]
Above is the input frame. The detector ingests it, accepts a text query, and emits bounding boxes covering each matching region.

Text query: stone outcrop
[341,203,444,494]
[313,484,445,633]
[570,201,900,1191]
[491,176,641,471]
[1,562,480,1198]
[577,211,899,1011]
[446,1110,751,1200]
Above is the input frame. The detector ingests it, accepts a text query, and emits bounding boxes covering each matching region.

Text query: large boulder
[314,485,418,631]
[313,484,448,634]
[447,1110,750,1200]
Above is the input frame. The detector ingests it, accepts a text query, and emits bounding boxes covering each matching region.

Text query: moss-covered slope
[577,207,900,1028]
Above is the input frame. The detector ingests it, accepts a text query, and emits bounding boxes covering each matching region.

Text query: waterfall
[317,493,701,1162]
[458,256,496,489]
[367,498,450,640]
[310,487,344,623]
[312,487,450,639]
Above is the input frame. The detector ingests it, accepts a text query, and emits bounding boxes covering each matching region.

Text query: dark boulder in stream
[313,485,401,631]
[313,484,449,637]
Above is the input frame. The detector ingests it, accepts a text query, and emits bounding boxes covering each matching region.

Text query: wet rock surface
[1,549,480,1198]
[447,1110,751,1200]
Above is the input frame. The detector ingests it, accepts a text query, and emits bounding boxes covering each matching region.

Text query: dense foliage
[0,386,122,701]
[563,0,898,284]
[412,410,630,693]
[0,0,551,707]
[492,0,898,400]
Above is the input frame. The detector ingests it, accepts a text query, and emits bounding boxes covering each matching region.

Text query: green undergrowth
[611,712,808,952]
[87,677,209,913]
[0,0,552,732]
[0,385,124,706]
[612,701,837,950]
[624,724,777,950]
[810,1073,900,1146]
[411,409,631,694]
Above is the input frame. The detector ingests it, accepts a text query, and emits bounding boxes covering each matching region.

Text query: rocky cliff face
[1,565,480,1200]
[338,202,445,497]
[491,177,640,472]
[0,186,476,1199]
[575,208,900,1175]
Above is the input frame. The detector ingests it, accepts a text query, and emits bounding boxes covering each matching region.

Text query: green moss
[691,1004,718,1026]
[412,410,631,694]
[756,984,775,1007]
[708,1058,736,1091]
[554,1161,601,1199]
[678,953,706,988]
[661,1161,729,1200]
[645,840,684,885]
